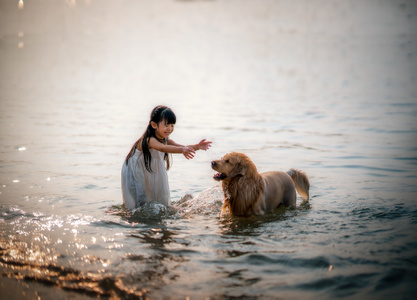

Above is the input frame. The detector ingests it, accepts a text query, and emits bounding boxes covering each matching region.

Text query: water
[1,0,417,299]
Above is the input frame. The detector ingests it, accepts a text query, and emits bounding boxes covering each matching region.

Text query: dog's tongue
[213,173,226,180]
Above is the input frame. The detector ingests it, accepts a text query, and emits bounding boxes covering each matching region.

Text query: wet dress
[121,146,170,209]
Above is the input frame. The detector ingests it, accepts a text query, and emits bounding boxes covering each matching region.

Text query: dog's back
[261,171,297,209]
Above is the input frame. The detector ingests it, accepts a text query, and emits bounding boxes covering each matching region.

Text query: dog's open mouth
[213,173,227,181]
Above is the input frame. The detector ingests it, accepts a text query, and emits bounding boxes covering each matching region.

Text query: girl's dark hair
[125,105,176,173]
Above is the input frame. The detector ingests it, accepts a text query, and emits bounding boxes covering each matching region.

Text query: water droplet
[328,265,334,271]
[18,0,24,10]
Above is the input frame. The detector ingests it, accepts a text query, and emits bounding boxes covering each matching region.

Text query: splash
[107,185,224,222]
[107,201,179,222]
[173,186,224,217]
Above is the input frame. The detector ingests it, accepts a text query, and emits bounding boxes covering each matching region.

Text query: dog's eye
[225,160,230,164]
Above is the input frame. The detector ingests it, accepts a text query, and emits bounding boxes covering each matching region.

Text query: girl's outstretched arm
[167,138,212,151]
[150,137,195,159]
[189,139,212,151]
[168,138,212,150]
[168,138,212,151]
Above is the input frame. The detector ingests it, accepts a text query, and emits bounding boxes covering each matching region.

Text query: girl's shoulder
[136,138,143,151]
[136,137,163,151]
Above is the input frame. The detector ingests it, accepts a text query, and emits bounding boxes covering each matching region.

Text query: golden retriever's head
[211,152,256,181]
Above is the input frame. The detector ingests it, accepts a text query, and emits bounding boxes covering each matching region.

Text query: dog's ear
[229,162,246,178]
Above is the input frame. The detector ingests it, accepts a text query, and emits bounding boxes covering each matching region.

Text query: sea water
[1,0,416,299]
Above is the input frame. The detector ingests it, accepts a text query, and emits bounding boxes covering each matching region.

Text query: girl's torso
[123,143,170,207]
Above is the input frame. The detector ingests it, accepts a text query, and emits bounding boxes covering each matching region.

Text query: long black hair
[125,105,176,173]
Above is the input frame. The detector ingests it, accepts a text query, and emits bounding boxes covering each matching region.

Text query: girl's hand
[197,139,212,151]
[182,146,195,160]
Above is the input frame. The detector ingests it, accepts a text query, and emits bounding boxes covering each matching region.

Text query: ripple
[294,272,379,297]
[1,206,29,221]
[325,164,406,173]
[244,253,332,269]
[375,268,417,293]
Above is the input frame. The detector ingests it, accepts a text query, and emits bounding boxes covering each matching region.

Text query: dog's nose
[211,161,216,168]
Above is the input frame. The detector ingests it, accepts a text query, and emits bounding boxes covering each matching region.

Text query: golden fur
[211,152,310,216]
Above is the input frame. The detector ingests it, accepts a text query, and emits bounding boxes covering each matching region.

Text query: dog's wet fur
[211,152,310,216]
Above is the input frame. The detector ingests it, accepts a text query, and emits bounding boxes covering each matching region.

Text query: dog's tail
[287,169,310,201]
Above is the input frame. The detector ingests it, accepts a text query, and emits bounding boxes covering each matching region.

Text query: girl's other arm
[167,138,184,147]
[149,138,195,159]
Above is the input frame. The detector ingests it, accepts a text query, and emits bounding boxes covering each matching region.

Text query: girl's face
[152,120,174,140]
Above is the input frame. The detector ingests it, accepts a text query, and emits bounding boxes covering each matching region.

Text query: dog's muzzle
[211,161,227,180]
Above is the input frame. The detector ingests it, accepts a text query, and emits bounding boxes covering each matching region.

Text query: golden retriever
[211,152,310,216]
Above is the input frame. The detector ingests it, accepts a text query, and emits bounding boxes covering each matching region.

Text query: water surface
[1,0,417,299]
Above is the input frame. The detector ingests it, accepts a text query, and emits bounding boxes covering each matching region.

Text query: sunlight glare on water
[1,0,417,299]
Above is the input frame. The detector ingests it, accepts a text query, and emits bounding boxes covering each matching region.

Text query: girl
[121,105,212,209]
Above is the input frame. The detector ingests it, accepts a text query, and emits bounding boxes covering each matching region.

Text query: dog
[211,152,310,216]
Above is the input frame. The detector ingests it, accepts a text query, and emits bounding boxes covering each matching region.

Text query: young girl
[121,105,212,209]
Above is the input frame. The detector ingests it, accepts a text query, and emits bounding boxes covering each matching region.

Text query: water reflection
[123,226,192,296]
[129,227,177,249]
[0,214,148,298]
[0,241,146,299]
[218,204,311,236]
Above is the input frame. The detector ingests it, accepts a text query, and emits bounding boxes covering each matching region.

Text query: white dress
[121,148,171,209]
